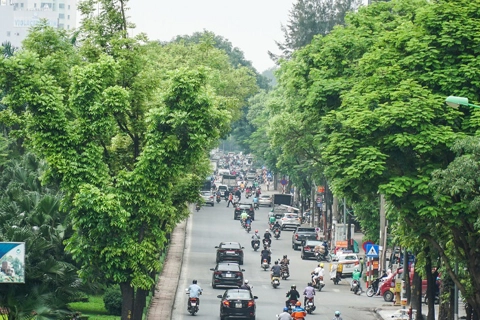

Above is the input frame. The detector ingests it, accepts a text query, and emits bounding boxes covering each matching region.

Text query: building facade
[0,0,77,48]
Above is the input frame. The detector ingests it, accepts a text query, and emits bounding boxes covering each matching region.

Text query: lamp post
[445,96,480,109]
[444,95,477,320]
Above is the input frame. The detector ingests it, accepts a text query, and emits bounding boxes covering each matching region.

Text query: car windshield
[220,242,241,249]
[239,205,251,209]
[297,228,316,232]
[284,214,297,219]
[201,192,211,196]
[225,291,251,299]
[305,241,322,246]
[217,263,241,271]
[339,255,357,261]
[260,195,270,199]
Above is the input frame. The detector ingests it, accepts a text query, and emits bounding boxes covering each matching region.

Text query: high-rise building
[0,0,77,48]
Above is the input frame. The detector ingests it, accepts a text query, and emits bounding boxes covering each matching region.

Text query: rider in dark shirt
[285,285,301,307]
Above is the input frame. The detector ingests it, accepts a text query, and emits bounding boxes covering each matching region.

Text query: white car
[258,195,272,207]
[336,253,360,276]
[279,213,301,230]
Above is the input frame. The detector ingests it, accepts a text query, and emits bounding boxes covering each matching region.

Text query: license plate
[226,251,235,254]
[190,302,196,306]
[235,302,242,308]
[345,264,354,268]
[226,273,232,277]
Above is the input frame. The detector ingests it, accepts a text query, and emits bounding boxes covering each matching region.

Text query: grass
[69,296,120,320]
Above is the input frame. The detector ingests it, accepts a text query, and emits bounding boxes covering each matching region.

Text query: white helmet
[244,279,249,284]
[266,229,269,232]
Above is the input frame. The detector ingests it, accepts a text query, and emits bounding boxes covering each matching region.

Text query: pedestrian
[227,192,234,207]
[266,180,270,191]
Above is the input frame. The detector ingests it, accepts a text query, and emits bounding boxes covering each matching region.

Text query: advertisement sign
[0,242,25,283]
[14,12,58,28]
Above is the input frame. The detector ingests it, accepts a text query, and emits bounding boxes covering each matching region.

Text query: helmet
[192,280,197,284]
[291,285,296,289]
[266,229,269,232]
[283,255,287,258]
[296,301,302,306]
[255,230,258,233]
[244,280,249,284]
[320,263,324,268]
[283,307,289,312]
[308,282,312,287]
[335,311,341,317]
[275,260,279,264]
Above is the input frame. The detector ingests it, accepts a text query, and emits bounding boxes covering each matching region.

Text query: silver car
[279,213,301,230]
[258,195,272,207]
[200,191,215,206]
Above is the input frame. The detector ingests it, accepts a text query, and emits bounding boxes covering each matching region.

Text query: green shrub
[103,287,122,316]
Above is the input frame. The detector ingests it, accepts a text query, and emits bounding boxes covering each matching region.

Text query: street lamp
[445,96,480,109]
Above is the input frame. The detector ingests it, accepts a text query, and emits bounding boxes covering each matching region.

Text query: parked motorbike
[252,240,260,251]
[351,280,361,295]
[261,259,270,271]
[185,290,200,315]
[305,297,316,314]
[366,278,381,297]
[271,276,281,288]
[274,229,281,239]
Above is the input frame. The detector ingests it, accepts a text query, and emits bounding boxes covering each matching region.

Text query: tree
[0,2,238,318]
[269,0,361,61]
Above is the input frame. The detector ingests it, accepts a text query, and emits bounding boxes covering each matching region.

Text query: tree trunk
[133,288,148,320]
[425,254,435,320]
[120,282,135,320]
[411,267,423,320]
[438,273,453,320]
[404,249,411,304]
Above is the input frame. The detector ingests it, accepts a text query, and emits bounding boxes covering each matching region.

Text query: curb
[169,216,189,318]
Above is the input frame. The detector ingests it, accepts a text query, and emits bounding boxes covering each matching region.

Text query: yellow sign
[373,261,379,269]
[401,299,407,306]
[336,241,348,248]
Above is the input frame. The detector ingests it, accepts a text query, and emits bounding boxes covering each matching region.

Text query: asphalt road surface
[172,199,383,320]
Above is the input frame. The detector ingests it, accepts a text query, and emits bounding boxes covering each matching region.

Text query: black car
[217,288,258,320]
[234,203,255,220]
[210,262,245,289]
[216,242,244,264]
[301,240,324,260]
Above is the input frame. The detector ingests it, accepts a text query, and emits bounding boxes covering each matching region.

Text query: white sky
[127,0,295,73]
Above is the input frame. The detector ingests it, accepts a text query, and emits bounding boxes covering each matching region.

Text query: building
[0,0,77,49]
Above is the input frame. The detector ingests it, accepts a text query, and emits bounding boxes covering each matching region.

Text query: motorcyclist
[277,307,293,320]
[240,210,249,221]
[285,285,301,307]
[332,311,343,320]
[273,220,282,231]
[351,268,363,293]
[253,195,259,209]
[291,301,306,320]
[187,280,203,307]
[260,246,271,264]
[280,255,290,266]
[251,230,261,248]
[263,229,272,247]
[312,263,324,286]
[245,215,252,228]
[269,214,277,227]
[303,282,315,306]
[271,260,282,280]
[240,279,252,291]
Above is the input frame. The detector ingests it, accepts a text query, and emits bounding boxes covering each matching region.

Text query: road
[172,197,383,320]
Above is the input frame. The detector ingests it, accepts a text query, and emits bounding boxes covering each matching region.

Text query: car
[200,191,215,206]
[234,203,255,220]
[279,213,301,230]
[258,194,272,207]
[246,172,256,181]
[215,242,244,264]
[301,240,324,260]
[336,253,360,277]
[291,227,317,250]
[210,262,245,289]
[217,184,228,197]
[217,288,258,320]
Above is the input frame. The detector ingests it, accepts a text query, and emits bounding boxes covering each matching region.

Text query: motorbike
[330,263,342,285]
[351,280,361,295]
[254,202,259,210]
[281,265,290,280]
[185,290,200,315]
[245,223,251,233]
[195,204,200,212]
[305,297,316,314]
[315,250,331,262]
[252,240,260,251]
[246,190,252,198]
[366,278,381,297]
[274,229,281,239]
[313,279,325,292]
[261,259,270,271]
[216,195,221,203]
[271,276,281,288]
[263,238,271,248]
[287,300,298,314]
[240,219,245,228]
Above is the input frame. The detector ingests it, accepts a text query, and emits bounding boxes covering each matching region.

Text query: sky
[127,0,296,73]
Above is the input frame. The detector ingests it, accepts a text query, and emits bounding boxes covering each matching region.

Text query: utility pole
[379,194,386,274]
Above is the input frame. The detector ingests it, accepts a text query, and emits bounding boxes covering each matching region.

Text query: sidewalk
[147,218,188,320]
[375,303,466,320]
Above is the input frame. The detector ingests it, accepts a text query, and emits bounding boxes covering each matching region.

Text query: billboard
[0,242,25,283]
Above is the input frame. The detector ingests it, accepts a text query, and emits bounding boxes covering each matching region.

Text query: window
[58,13,65,19]
[59,3,64,8]
[6,31,10,37]
[68,4,70,9]
[34,3,36,7]
[67,14,70,20]
[20,2,23,7]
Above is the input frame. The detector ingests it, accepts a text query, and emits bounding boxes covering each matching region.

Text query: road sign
[280,179,288,186]
[366,244,379,258]
[362,240,374,252]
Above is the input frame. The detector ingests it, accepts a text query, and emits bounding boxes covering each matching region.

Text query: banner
[0,242,25,283]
